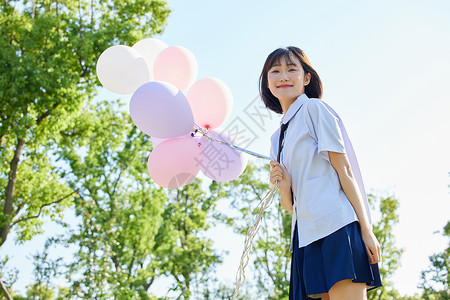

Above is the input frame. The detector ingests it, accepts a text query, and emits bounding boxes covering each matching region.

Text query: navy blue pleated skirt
[289,221,382,299]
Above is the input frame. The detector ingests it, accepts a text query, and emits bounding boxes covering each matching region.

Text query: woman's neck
[280,97,298,115]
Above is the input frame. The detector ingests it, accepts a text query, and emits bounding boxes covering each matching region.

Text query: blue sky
[153,0,450,295]
[4,0,450,297]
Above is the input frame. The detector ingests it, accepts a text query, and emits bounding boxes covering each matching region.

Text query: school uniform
[270,94,382,299]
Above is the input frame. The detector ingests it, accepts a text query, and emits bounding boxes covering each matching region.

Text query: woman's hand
[270,160,293,212]
[361,228,382,264]
[270,161,291,193]
[328,151,381,264]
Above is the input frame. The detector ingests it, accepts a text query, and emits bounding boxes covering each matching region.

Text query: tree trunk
[0,137,25,247]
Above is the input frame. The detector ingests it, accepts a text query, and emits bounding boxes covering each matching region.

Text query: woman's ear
[304,73,311,86]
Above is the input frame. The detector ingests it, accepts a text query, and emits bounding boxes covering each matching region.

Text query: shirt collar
[280,93,309,125]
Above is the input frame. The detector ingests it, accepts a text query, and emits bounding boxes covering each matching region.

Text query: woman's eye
[289,68,297,72]
[271,70,279,73]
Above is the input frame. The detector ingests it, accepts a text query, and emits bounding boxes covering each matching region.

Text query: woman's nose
[279,71,289,81]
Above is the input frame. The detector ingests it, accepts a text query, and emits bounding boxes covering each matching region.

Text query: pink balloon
[153,46,198,91]
[148,138,202,189]
[129,81,194,138]
[187,77,233,130]
[199,130,248,182]
[151,133,200,148]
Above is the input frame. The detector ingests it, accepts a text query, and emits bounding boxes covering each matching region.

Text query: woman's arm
[270,161,293,212]
[328,151,381,264]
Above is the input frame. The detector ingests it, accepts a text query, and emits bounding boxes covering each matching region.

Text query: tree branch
[90,0,94,25]
[262,218,274,282]
[144,269,155,291]
[11,189,79,227]
[112,256,121,272]
[0,137,25,247]
[11,32,25,55]
[250,183,263,202]
[111,168,123,198]
[0,279,12,300]
[176,286,187,300]
[128,239,138,277]
[13,201,25,219]
[31,0,36,19]
[174,275,183,285]
[36,102,59,125]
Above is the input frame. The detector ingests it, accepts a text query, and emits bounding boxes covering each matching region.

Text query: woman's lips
[277,84,293,88]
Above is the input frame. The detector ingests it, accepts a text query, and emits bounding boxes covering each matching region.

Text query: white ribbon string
[232,183,279,299]
[192,125,272,161]
[192,124,277,298]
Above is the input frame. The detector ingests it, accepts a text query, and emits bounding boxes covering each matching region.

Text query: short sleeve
[269,128,280,161]
[268,129,280,188]
[305,100,345,160]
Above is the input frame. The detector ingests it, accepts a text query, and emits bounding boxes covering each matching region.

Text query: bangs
[266,48,299,69]
[259,46,322,108]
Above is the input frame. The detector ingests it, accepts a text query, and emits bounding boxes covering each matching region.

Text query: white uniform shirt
[270,94,359,249]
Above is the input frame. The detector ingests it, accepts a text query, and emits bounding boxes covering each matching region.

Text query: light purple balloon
[199,130,248,182]
[129,81,194,138]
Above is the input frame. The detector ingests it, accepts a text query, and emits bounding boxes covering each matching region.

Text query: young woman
[262,47,382,300]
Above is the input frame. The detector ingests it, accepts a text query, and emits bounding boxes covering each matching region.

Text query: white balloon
[132,38,168,81]
[96,45,150,94]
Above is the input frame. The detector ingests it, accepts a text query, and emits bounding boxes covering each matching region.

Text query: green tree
[374,288,422,300]
[201,280,251,300]
[54,100,223,299]
[419,221,450,300]
[25,282,56,300]
[56,100,166,299]
[54,286,70,300]
[25,239,63,300]
[151,180,224,299]
[0,0,170,250]
[0,256,18,300]
[366,194,404,300]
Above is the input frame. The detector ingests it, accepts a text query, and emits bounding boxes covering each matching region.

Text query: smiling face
[267,55,311,112]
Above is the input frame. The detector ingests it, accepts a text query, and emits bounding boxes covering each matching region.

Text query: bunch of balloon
[96,38,248,189]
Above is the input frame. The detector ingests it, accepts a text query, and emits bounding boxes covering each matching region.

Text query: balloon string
[192,124,277,298]
[192,124,272,161]
[232,182,279,299]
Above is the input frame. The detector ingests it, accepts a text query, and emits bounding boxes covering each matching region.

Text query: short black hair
[259,47,323,114]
